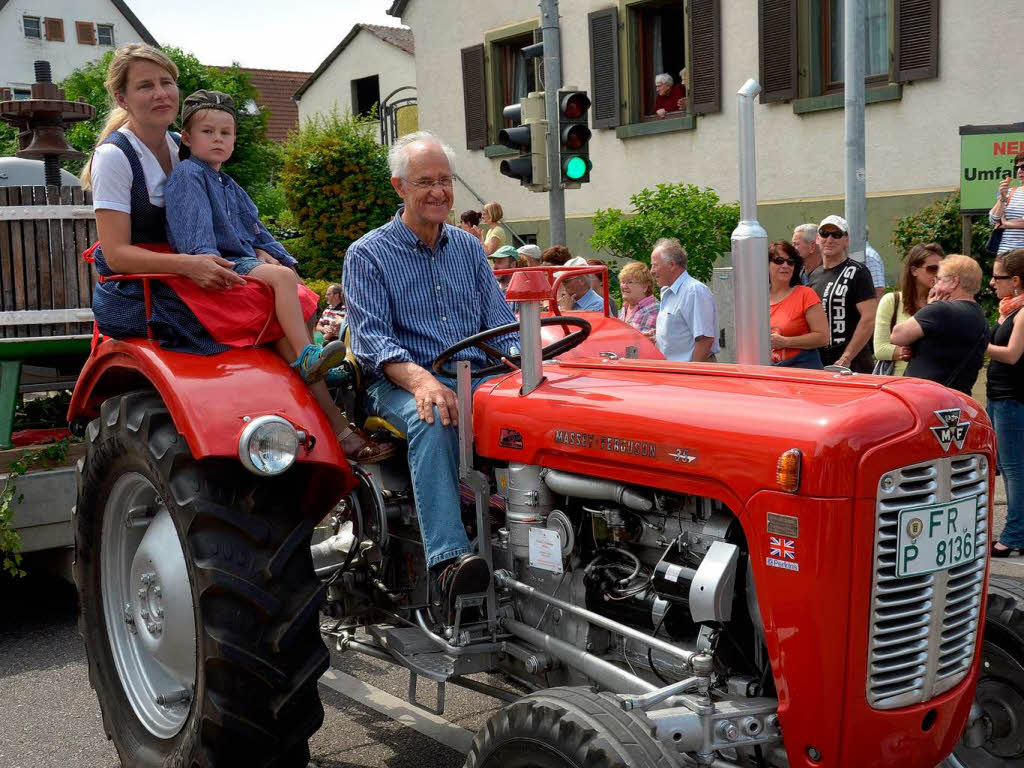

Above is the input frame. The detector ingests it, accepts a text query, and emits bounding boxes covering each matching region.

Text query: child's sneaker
[325,365,352,387]
[291,341,346,384]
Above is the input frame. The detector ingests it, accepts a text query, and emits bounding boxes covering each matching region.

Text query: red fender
[68,338,354,489]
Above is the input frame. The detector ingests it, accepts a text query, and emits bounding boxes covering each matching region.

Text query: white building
[295,23,415,137]
[1,0,156,97]
[388,0,1023,273]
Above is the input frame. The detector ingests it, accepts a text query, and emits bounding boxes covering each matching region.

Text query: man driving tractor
[342,131,518,624]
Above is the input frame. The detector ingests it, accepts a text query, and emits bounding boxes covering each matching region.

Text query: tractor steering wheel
[432,316,592,378]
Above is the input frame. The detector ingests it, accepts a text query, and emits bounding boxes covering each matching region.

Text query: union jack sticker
[766,536,799,572]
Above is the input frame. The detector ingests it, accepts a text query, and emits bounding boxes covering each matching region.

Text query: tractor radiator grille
[867,454,987,710]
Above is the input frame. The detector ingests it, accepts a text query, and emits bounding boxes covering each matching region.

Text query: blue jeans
[366,374,487,568]
[988,398,1024,548]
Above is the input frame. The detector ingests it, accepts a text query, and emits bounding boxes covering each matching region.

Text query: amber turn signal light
[776,448,802,493]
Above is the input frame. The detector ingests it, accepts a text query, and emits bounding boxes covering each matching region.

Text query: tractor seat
[364,416,407,441]
[339,324,408,440]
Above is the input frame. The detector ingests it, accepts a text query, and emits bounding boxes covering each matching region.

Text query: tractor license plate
[895,497,979,578]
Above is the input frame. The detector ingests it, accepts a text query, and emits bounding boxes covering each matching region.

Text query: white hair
[793,223,818,243]
[653,237,687,269]
[388,131,457,179]
[655,73,673,87]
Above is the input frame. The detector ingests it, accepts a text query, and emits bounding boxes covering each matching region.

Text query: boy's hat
[181,90,236,125]
[490,245,519,262]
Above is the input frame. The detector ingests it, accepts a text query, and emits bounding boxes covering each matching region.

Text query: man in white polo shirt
[650,238,719,362]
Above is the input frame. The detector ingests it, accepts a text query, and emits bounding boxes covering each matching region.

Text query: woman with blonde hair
[481,201,507,256]
[617,261,658,338]
[872,242,944,375]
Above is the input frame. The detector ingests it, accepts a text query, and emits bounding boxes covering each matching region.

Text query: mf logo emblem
[930,409,970,452]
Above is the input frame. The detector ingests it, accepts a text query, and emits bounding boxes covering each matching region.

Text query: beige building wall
[297,31,415,125]
[399,0,1021,268]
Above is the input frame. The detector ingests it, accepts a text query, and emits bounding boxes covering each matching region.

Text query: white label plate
[528,527,563,574]
[895,496,979,578]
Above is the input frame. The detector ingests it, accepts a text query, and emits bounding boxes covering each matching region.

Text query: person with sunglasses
[873,243,944,375]
[768,241,827,368]
[990,152,1024,255]
[807,215,878,372]
[986,249,1024,557]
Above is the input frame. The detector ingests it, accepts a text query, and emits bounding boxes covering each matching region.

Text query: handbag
[871,290,900,375]
[986,226,1004,255]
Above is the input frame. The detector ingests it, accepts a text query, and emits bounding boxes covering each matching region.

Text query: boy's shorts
[230,257,263,276]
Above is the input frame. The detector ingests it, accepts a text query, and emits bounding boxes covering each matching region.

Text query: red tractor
[69,266,1023,768]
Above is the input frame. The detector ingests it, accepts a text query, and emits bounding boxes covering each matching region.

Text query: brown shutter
[688,0,721,115]
[461,44,488,150]
[44,17,64,42]
[758,0,796,103]
[588,8,620,129]
[76,21,96,45]
[895,0,938,82]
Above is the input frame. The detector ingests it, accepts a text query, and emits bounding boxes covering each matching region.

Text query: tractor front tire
[74,390,329,767]
[465,686,678,768]
[942,575,1024,768]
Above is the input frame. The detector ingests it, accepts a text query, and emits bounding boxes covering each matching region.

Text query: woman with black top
[987,249,1024,557]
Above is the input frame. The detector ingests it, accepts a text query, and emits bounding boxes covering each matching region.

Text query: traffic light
[558,88,592,186]
[498,91,549,193]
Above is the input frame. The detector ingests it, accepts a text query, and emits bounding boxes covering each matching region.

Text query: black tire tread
[465,686,679,768]
[74,390,330,768]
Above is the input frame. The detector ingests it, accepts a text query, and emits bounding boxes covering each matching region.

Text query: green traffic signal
[564,156,588,180]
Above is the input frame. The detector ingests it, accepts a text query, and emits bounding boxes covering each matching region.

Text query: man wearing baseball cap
[807,215,878,372]
[516,243,542,266]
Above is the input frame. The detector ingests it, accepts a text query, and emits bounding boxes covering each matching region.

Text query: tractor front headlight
[239,416,299,476]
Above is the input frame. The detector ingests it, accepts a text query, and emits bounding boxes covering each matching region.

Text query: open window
[351,75,381,118]
[633,1,688,119]
[822,0,889,93]
[493,32,538,137]
[23,16,41,39]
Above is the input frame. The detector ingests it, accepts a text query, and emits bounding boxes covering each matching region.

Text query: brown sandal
[337,425,397,464]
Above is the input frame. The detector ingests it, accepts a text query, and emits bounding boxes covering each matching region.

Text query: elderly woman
[481,202,507,256]
[767,241,827,368]
[891,254,989,395]
[617,261,658,338]
[872,243,943,375]
[654,73,684,118]
[987,249,1024,557]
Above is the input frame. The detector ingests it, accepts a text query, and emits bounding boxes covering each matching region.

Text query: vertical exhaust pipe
[731,79,770,366]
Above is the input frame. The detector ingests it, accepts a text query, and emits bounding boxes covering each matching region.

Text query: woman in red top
[768,241,828,368]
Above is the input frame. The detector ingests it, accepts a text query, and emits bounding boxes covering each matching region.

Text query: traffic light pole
[540,0,566,246]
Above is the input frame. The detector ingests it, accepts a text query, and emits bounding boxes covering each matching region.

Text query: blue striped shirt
[344,209,518,377]
[164,158,296,268]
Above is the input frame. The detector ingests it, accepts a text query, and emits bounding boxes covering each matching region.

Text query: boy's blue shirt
[164,156,296,268]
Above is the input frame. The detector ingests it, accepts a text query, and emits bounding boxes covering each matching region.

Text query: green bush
[590,183,739,284]
[891,190,997,318]
[280,111,399,279]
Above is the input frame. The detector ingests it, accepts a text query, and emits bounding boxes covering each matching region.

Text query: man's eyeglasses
[769,256,799,266]
[405,177,454,189]
[819,230,845,239]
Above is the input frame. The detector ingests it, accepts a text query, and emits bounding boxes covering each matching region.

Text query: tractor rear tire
[73,390,329,768]
[464,686,679,768]
[942,575,1024,768]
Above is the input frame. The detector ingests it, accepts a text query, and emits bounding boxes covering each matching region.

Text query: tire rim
[944,642,1024,768]
[100,472,197,739]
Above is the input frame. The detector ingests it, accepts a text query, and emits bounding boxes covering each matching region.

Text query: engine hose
[540,469,653,512]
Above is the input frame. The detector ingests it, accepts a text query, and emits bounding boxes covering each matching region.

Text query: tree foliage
[279,111,399,279]
[590,183,739,283]
[34,47,280,195]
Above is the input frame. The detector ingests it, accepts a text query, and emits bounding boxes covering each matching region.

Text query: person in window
[890,255,989,395]
[986,249,1024,557]
[654,73,684,119]
[677,68,689,111]
[768,241,827,368]
[481,202,507,256]
[872,243,943,376]
[990,153,1024,255]
[618,261,658,339]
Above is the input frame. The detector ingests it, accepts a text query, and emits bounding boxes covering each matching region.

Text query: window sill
[792,83,902,115]
[615,114,695,140]
[484,144,517,158]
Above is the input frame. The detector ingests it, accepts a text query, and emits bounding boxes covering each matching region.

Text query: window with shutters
[470,19,540,152]
[76,21,97,45]
[23,16,41,39]
[491,32,537,141]
[96,24,115,46]
[44,18,65,42]
[821,0,890,92]
[629,1,688,120]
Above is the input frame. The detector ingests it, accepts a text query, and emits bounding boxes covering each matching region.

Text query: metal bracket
[408,671,446,716]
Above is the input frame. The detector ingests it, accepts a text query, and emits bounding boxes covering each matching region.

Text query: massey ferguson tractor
[68,85,1022,768]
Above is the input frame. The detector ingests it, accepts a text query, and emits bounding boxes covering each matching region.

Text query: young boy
[165,90,393,463]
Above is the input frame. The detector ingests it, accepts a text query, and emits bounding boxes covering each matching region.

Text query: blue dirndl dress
[90,131,227,355]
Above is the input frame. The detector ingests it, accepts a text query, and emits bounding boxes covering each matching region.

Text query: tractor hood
[473,358,991,505]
